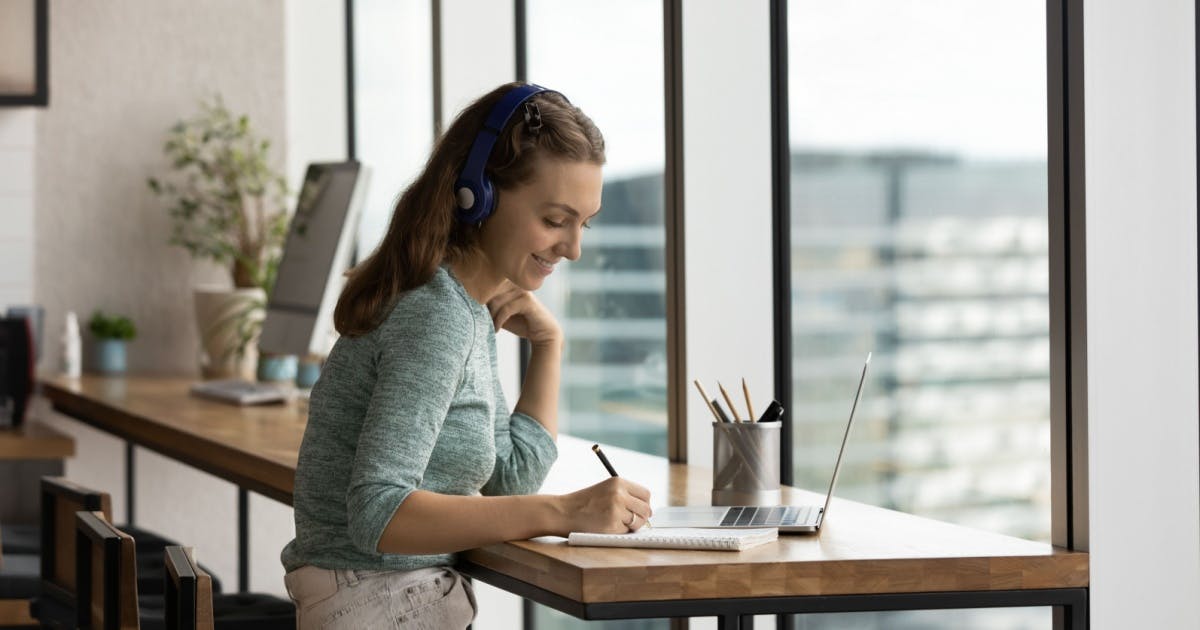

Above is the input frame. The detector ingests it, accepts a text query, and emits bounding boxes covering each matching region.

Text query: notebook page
[567,527,777,551]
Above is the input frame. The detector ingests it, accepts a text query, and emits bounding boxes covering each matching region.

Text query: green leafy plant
[147,95,290,291]
[89,311,137,341]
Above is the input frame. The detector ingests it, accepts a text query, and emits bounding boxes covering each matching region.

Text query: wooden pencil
[717,381,743,422]
[742,377,756,421]
[692,380,724,423]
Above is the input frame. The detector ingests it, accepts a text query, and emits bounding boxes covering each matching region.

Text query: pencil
[717,381,743,422]
[741,378,756,421]
[692,380,725,423]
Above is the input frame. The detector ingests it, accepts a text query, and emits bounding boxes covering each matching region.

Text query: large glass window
[350,0,434,256]
[526,0,668,458]
[787,1,1051,626]
[527,2,667,628]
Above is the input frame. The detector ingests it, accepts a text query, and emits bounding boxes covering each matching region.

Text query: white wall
[682,4,777,628]
[1084,0,1200,627]
[0,110,35,313]
[682,0,776,473]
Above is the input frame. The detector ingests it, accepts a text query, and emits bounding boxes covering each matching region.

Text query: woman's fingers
[610,479,652,530]
[488,289,528,332]
[627,495,653,522]
[622,480,651,503]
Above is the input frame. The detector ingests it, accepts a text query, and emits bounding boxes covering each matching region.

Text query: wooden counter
[41,374,1089,625]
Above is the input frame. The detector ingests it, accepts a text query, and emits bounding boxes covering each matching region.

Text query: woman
[280,83,653,629]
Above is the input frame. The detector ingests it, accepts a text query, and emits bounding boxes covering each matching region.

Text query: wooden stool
[163,546,293,630]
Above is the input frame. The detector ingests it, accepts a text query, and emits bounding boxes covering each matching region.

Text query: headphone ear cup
[454,178,494,224]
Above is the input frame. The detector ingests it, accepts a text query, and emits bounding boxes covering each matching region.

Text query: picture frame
[0,0,48,106]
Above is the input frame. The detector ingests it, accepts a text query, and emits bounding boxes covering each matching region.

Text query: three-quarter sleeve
[344,302,474,554]
[481,371,558,496]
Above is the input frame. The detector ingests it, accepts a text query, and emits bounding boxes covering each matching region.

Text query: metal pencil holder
[711,421,781,506]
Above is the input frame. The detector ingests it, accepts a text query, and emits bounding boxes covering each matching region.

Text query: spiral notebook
[567,527,777,551]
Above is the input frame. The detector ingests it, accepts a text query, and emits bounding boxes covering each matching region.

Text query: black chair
[163,546,293,630]
[28,477,222,628]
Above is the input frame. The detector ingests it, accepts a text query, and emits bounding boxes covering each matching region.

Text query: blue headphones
[454,84,561,224]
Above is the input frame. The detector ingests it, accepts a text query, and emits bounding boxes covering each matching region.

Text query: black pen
[591,443,619,477]
[591,444,651,528]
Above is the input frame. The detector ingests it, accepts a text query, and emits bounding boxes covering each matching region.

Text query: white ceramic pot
[192,286,266,380]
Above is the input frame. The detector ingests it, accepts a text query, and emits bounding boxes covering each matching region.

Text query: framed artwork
[0,0,48,106]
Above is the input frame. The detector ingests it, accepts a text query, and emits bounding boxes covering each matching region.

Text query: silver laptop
[651,353,871,533]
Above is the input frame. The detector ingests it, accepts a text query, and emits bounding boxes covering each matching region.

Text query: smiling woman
[278,83,649,630]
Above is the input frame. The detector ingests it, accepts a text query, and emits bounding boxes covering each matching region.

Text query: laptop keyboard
[719,505,817,527]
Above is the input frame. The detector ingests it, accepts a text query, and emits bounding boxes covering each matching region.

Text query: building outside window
[786,1,1051,627]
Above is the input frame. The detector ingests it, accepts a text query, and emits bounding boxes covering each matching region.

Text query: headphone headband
[454,84,560,224]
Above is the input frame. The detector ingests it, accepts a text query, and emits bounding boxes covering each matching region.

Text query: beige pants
[284,565,477,629]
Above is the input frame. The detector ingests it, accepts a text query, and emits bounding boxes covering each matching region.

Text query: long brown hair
[334,83,606,337]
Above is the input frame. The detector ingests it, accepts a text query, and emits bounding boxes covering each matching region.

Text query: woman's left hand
[487,285,562,347]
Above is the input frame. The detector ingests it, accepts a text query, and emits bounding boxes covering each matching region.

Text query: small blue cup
[257,354,298,383]
[295,359,322,389]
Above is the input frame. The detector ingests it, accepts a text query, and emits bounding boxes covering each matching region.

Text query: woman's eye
[544,219,565,228]
[582,221,593,229]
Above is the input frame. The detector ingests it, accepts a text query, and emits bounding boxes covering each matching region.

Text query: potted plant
[88,311,136,374]
[147,96,289,379]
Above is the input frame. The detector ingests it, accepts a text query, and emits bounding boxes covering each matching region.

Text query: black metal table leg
[238,487,249,592]
[1058,587,1088,630]
[125,441,135,524]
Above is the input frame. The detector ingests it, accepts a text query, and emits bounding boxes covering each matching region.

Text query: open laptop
[651,353,871,533]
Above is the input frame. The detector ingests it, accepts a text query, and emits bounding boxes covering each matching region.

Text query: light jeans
[284,565,477,629]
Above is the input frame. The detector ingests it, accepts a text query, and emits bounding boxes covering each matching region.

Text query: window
[526,2,669,627]
[525,0,668,458]
[349,0,434,256]
[785,1,1051,626]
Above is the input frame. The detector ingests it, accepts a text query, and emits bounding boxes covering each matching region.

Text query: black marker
[710,399,733,424]
[757,400,784,423]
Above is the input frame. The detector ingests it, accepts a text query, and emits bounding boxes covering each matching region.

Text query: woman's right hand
[557,477,653,535]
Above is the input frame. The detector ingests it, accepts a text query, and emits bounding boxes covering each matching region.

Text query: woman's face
[478,157,603,292]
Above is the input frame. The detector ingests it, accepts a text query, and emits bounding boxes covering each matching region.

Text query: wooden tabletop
[42,375,304,504]
[42,374,1088,603]
[0,418,75,460]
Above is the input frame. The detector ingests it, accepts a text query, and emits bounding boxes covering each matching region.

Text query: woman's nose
[556,228,582,261]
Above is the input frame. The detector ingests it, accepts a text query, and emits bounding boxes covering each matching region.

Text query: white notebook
[567,527,777,551]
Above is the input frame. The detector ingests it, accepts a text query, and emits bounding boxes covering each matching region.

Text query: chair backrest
[40,476,112,603]
[75,510,139,630]
[163,546,214,630]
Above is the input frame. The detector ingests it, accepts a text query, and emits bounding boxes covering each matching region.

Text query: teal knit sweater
[281,266,558,571]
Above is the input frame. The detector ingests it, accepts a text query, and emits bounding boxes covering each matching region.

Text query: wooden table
[41,375,1089,628]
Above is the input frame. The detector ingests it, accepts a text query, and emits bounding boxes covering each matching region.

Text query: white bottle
[62,311,81,378]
